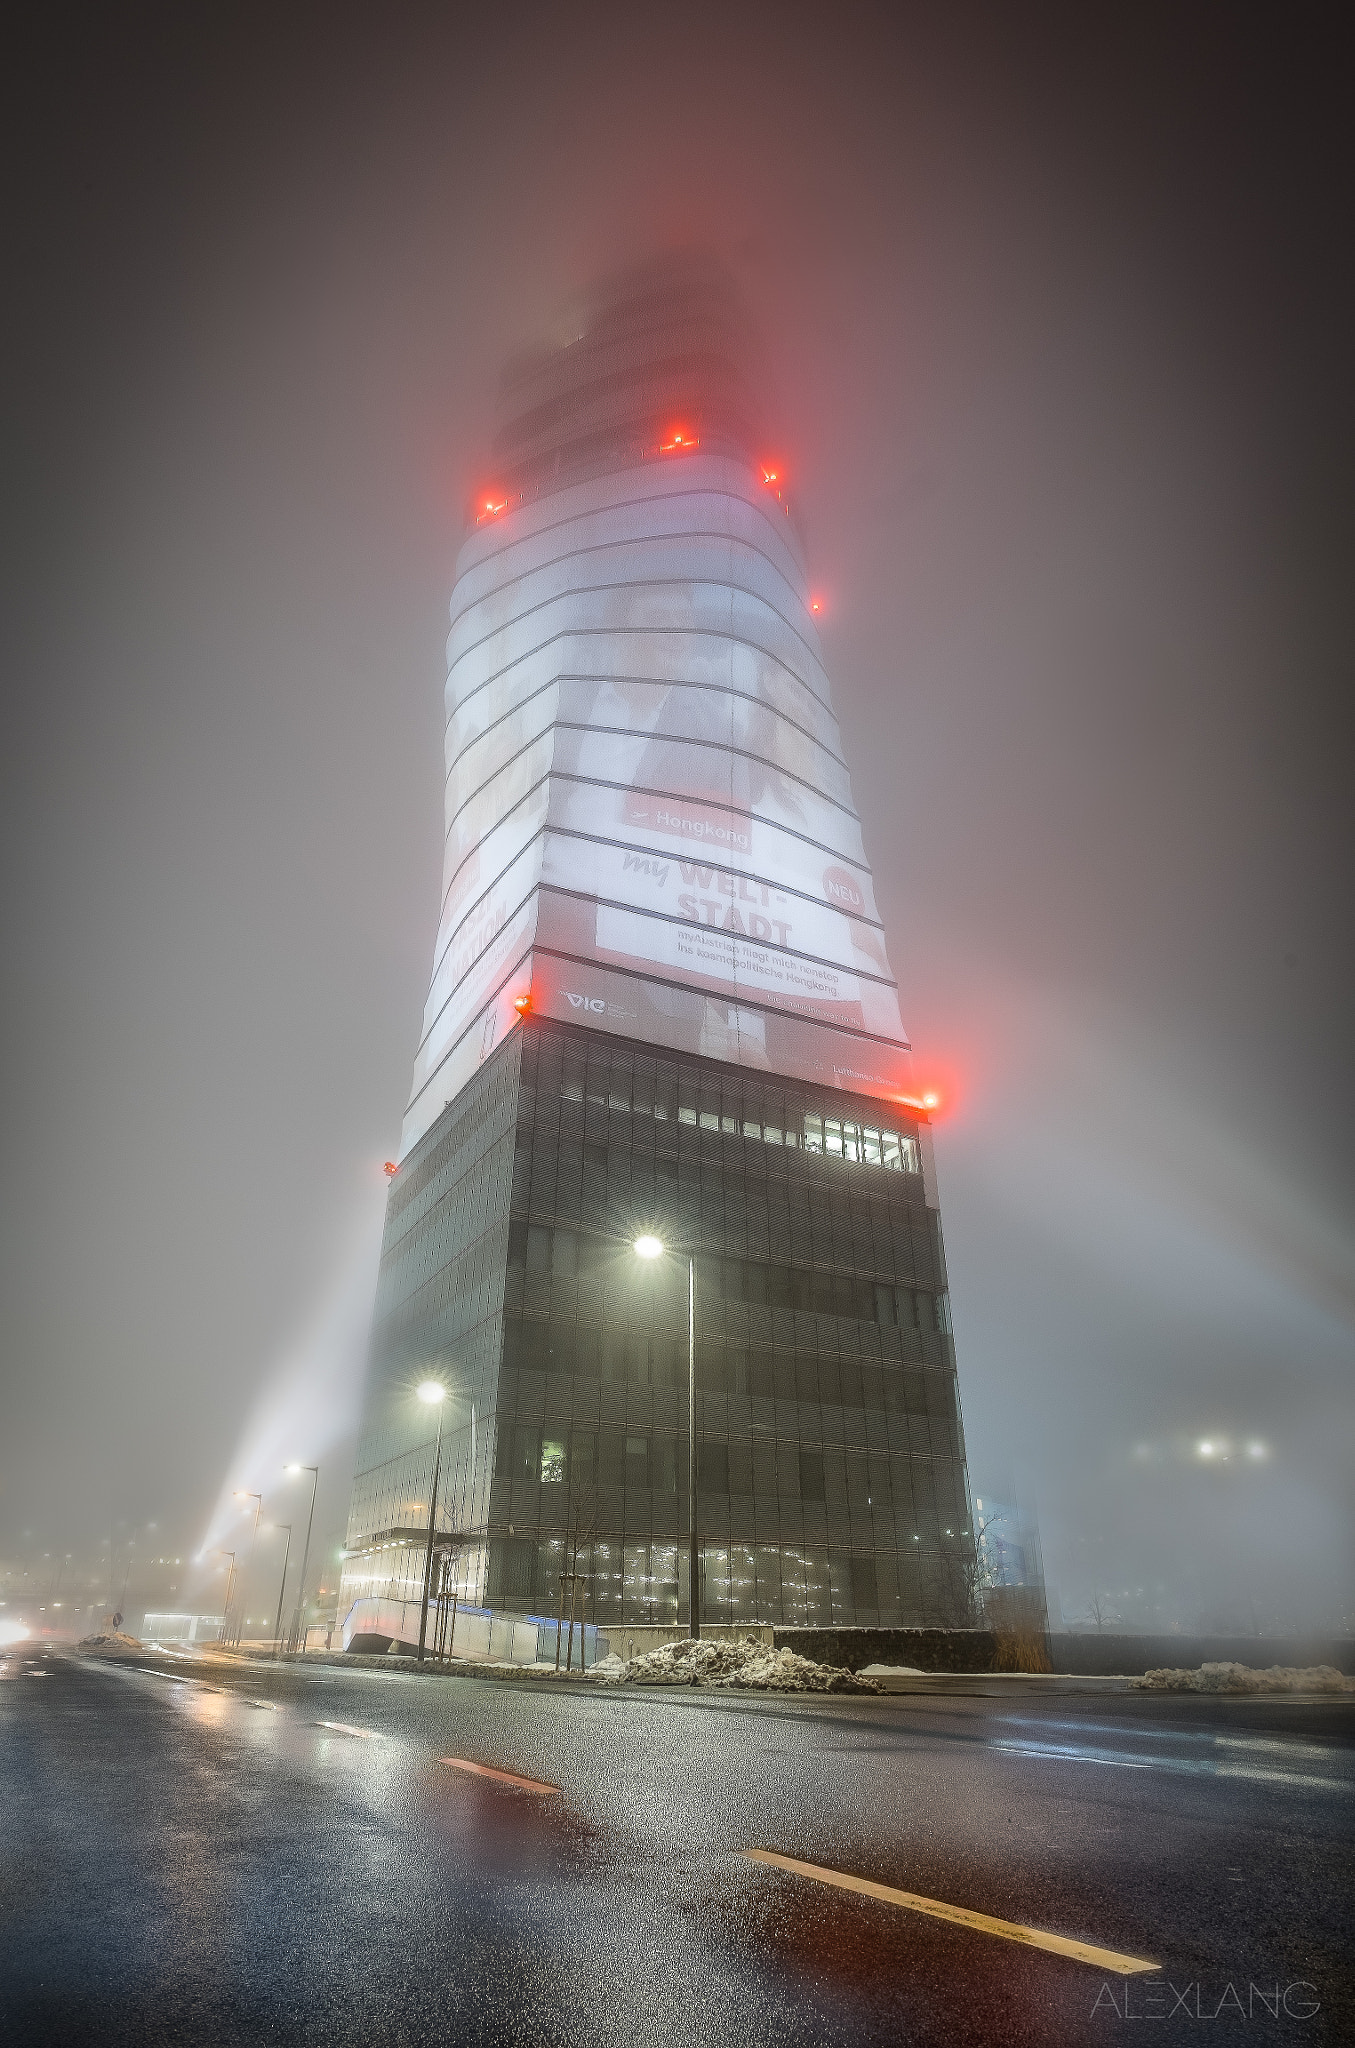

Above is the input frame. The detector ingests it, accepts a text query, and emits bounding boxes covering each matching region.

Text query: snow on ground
[77,1632,144,1654]
[583,1652,629,1680]
[605,1635,882,1693]
[1134,1662,1354,1694]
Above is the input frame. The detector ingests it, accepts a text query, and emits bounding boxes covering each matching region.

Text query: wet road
[1,1646,1351,2047]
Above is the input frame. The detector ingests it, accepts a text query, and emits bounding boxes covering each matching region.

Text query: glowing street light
[212,1550,237,1645]
[232,1490,263,1647]
[269,1524,292,1658]
[632,1234,700,1639]
[283,1463,320,1653]
[416,1382,448,1663]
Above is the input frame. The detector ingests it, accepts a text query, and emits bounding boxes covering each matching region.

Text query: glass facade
[340,1015,976,1631]
[340,260,977,1637]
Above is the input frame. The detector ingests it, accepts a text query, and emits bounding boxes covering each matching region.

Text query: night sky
[2,2,1351,1632]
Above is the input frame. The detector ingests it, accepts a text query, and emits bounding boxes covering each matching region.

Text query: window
[526,1224,552,1276]
[569,1427,596,1481]
[598,1432,626,1486]
[699,1442,730,1492]
[801,1114,918,1175]
[849,1555,878,1612]
[626,1437,650,1488]
[551,1229,576,1280]
[798,1451,826,1502]
[541,1439,566,1484]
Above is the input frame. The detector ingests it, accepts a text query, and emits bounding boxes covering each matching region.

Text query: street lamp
[213,1551,237,1645]
[233,1491,263,1647]
[269,1525,292,1658]
[633,1235,699,1639]
[415,1381,447,1664]
[283,1464,319,1653]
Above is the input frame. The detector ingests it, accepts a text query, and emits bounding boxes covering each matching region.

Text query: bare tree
[556,1480,599,1673]
[1085,1590,1119,1632]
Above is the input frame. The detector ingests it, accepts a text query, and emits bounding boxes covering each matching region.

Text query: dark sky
[3,2,1351,1632]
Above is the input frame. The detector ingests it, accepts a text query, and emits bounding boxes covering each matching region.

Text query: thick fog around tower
[1,4,1350,1635]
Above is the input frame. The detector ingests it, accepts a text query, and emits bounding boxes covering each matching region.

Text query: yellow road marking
[742,1850,1159,1975]
[438,1757,560,1795]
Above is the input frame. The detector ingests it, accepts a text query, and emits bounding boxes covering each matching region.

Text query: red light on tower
[659,425,699,455]
[898,1091,942,1115]
[513,993,531,1015]
[810,599,822,615]
[476,492,509,524]
[383,1161,399,1180]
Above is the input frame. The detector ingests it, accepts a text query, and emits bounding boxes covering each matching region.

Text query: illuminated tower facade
[340,260,974,1644]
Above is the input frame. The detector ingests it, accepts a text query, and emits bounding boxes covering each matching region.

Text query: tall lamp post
[270,1524,292,1658]
[415,1381,447,1664]
[213,1550,237,1645]
[233,1490,262,1646]
[633,1236,699,1639]
[284,1464,319,1653]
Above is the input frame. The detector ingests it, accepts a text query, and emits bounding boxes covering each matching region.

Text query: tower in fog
[339,259,974,1645]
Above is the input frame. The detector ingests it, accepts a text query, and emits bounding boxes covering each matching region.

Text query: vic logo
[565,994,605,1012]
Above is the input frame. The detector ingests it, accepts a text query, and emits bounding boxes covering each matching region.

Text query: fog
[2,3,1350,1633]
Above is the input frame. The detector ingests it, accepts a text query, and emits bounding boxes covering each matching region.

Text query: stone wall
[771,1627,1355,1675]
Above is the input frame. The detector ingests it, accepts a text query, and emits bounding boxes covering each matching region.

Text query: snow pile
[613,1634,882,1693]
[583,1652,629,1681]
[78,1631,143,1654]
[860,1664,927,1677]
[1134,1662,1354,1695]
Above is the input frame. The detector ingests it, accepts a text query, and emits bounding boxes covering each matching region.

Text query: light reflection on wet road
[0,1648,1350,2046]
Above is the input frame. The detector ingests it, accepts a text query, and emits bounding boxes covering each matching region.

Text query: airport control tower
[339,258,974,1648]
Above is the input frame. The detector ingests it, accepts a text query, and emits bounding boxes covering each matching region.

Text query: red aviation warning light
[810,598,822,615]
[513,993,531,1015]
[476,491,510,524]
[659,424,699,455]
[383,1161,399,1180]
[759,460,794,518]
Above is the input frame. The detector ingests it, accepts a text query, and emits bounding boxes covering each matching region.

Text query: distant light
[659,427,698,455]
[0,1619,30,1646]
[810,599,822,614]
[1197,1441,1216,1458]
[417,1381,446,1405]
[922,1092,940,1109]
[477,494,509,522]
[1246,1441,1269,1460]
[383,1161,399,1180]
[633,1235,664,1260]
[285,1464,302,1475]
[513,994,531,1014]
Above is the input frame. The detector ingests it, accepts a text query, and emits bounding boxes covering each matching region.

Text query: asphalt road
[1,1646,1351,2047]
